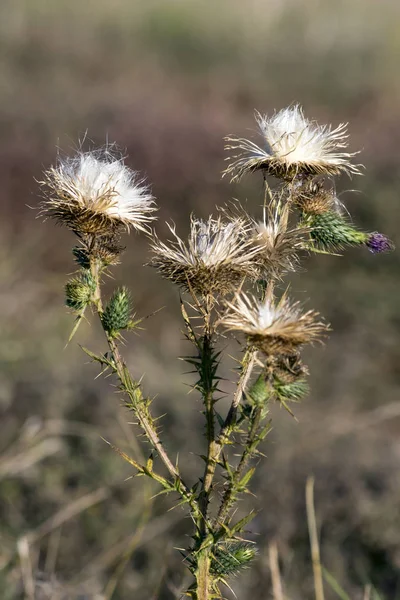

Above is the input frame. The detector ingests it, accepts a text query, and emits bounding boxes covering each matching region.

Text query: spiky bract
[40,148,157,234]
[101,287,132,337]
[221,293,328,355]
[247,374,271,406]
[224,105,361,182]
[150,215,260,296]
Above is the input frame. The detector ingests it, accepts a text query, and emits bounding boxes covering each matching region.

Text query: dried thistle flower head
[150,215,260,296]
[40,147,157,234]
[220,292,329,354]
[253,208,309,278]
[224,105,361,182]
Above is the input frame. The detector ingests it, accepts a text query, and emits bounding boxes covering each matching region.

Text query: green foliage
[210,541,257,577]
[65,271,96,311]
[101,287,132,337]
[305,210,367,251]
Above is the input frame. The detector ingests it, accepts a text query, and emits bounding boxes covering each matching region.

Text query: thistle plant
[38,108,393,599]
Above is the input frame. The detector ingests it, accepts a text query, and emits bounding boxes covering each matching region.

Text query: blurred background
[0,0,399,598]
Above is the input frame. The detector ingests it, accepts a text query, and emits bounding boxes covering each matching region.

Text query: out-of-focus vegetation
[0,0,399,598]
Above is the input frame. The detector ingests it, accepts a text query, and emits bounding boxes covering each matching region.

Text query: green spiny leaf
[238,467,255,490]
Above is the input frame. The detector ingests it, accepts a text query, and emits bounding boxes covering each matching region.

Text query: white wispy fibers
[220,292,329,354]
[252,206,309,278]
[224,105,361,181]
[41,147,157,234]
[150,215,260,296]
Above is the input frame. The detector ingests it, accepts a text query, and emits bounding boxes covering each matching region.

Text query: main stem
[196,298,216,600]
[195,318,256,598]
[201,348,256,521]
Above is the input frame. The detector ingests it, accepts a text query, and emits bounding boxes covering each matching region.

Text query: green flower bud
[305,210,367,251]
[211,542,257,577]
[65,272,96,311]
[101,287,131,337]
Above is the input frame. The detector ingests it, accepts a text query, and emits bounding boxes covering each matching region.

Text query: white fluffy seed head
[224,105,361,181]
[220,292,329,354]
[150,215,260,296]
[41,148,157,234]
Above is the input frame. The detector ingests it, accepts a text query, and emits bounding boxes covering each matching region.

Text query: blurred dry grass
[0,0,399,598]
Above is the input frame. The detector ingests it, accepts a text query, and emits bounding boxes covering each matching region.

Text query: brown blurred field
[0,1,399,598]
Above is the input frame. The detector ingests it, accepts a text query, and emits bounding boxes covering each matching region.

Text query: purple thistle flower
[366,232,394,254]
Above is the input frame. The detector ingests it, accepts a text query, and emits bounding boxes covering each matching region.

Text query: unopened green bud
[101,287,131,337]
[65,271,96,311]
[305,210,367,251]
[211,542,257,577]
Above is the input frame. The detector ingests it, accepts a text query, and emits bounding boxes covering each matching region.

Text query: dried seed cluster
[40,148,156,235]
[220,293,329,355]
[150,215,260,296]
[224,105,361,182]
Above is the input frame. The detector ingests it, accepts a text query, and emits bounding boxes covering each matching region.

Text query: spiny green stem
[198,331,217,536]
[199,348,256,531]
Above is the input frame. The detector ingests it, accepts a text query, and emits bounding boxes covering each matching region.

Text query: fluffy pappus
[220,292,329,355]
[40,147,157,234]
[224,105,361,182]
[253,208,309,279]
[150,215,261,296]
